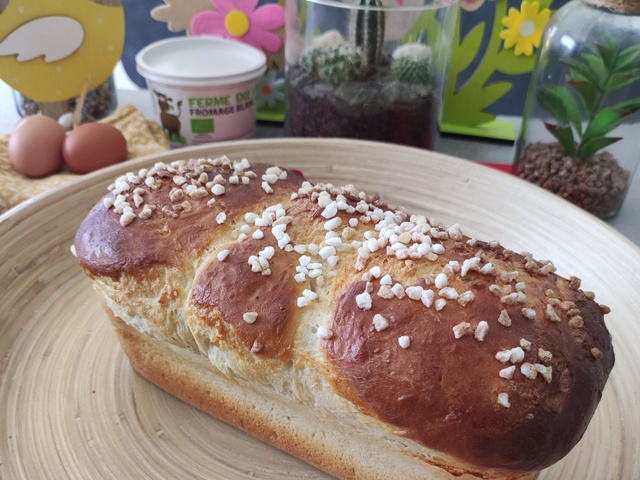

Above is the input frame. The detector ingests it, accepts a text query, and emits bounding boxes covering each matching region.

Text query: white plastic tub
[136,37,266,147]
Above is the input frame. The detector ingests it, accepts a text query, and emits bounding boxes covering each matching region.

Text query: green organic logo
[191,118,214,134]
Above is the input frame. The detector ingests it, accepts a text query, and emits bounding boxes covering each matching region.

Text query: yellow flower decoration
[500,1,551,57]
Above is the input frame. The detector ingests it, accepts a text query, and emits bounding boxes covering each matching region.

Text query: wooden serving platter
[1,139,638,479]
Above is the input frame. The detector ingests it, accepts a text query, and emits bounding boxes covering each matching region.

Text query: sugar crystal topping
[243,311,258,324]
[317,325,333,340]
[373,314,390,332]
[497,393,510,408]
[398,335,411,349]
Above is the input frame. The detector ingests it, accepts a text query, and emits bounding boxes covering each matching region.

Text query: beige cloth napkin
[0,104,170,215]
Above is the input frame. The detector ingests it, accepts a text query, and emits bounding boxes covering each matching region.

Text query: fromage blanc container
[136,37,266,147]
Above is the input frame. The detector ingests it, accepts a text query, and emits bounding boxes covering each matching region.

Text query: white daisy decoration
[257,69,285,109]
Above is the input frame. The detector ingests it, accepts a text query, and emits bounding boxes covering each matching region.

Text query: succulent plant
[537,37,640,161]
[301,45,367,85]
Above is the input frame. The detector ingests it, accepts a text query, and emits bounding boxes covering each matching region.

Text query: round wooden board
[1,139,638,479]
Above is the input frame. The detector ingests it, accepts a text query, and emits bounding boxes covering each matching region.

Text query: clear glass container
[513,0,640,219]
[13,75,118,126]
[284,0,457,150]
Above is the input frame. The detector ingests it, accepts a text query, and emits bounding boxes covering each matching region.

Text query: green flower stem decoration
[538,38,640,161]
[441,0,552,139]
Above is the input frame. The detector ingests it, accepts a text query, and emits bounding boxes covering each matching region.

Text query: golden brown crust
[325,253,613,471]
[191,233,300,358]
[75,159,304,277]
[75,156,614,477]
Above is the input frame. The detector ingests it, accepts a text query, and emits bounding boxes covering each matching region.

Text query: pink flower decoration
[191,0,285,53]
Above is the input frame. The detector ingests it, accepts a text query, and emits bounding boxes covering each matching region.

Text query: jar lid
[582,0,640,14]
[136,37,267,87]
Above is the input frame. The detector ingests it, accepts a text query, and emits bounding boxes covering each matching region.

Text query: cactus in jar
[301,45,367,85]
[391,43,432,84]
[350,0,385,69]
[300,0,386,85]
[286,0,439,150]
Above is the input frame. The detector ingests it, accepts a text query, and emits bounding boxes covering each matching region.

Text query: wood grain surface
[1,139,638,479]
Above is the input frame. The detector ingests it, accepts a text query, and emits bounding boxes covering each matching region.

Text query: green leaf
[582,99,640,141]
[581,53,607,88]
[544,122,576,156]
[537,87,569,124]
[602,36,618,52]
[613,44,640,72]
[537,86,583,134]
[562,58,601,86]
[569,79,597,113]
[604,71,640,91]
[551,85,583,135]
[613,96,640,112]
[595,43,617,71]
[577,136,622,160]
[583,108,623,140]
[618,67,640,78]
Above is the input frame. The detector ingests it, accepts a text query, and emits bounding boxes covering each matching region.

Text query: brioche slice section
[109,314,538,480]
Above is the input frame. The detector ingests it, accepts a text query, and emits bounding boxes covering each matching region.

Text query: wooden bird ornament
[0,0,125,104]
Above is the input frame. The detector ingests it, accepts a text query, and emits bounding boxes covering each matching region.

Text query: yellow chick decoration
[0,0,125,103]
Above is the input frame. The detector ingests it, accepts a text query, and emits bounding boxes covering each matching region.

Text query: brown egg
[63,123,128,174]
[9,115,66,178]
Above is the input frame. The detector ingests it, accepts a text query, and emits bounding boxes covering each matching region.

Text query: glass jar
[284,0,457,150]
[13,75,118,126]
[513,0,640,219]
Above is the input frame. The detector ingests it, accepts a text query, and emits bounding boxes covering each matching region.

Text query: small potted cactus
[284,0,455,149]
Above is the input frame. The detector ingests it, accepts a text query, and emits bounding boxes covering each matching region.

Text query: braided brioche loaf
[74,156,614,479]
